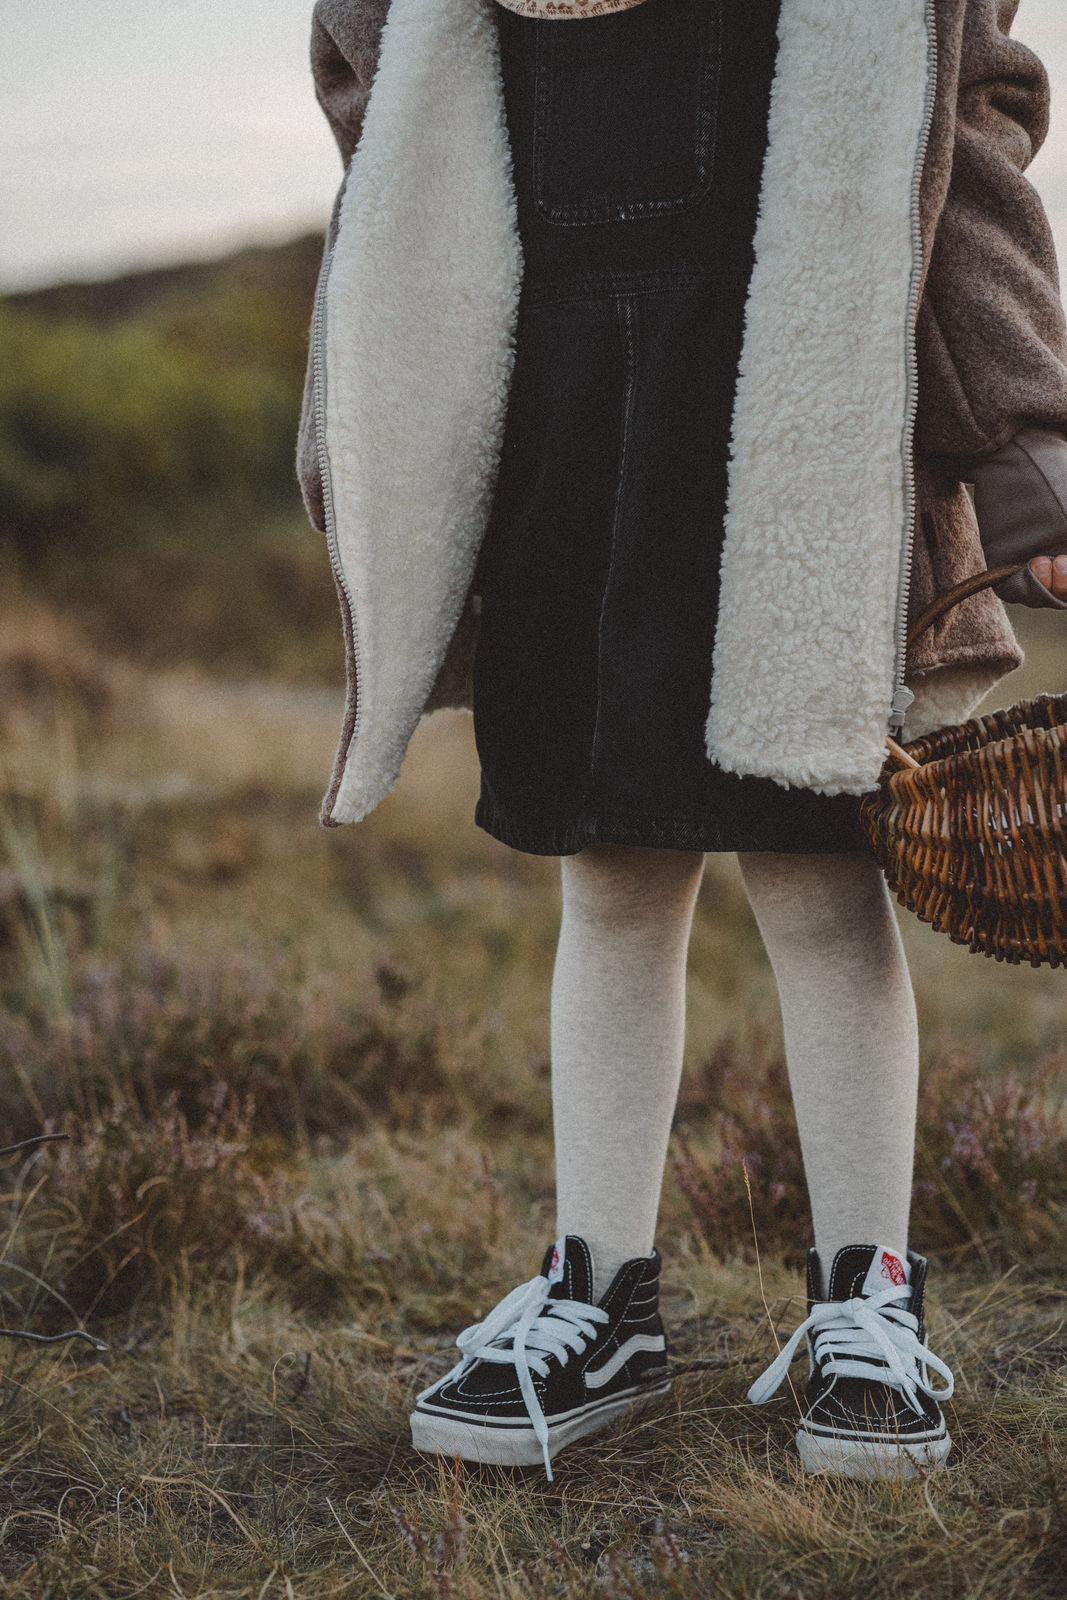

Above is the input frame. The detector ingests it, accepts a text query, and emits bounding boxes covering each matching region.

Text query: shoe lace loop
[416,1274,609,1480]
[747,1284,954,1415]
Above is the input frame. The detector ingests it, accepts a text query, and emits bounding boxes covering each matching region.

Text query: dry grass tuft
[0,601,1065,1596]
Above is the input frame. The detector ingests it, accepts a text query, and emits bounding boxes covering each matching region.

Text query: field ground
[0,585,1065,1598]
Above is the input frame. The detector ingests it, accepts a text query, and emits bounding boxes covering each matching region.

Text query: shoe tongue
[827,1244,911,1301]
[539,1236,595,1305]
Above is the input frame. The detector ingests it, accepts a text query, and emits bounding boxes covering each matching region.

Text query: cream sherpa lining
[706,0,1004,782]
[323,0,521,824]
[706,0,943,796]
[901,659,1007,744]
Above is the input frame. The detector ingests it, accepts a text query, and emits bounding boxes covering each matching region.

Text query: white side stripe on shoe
[584,1334,666,1390]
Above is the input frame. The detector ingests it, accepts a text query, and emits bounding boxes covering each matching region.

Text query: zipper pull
[888,684,915,735]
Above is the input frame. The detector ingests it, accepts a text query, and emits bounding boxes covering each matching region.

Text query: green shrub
[0,303,300,566]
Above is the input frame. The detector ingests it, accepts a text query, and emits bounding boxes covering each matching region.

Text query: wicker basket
[859,562,1067,968]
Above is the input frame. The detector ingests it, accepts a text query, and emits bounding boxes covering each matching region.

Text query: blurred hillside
[0,233,342,681]
[2,234,323,330]
[4,233,1066,702]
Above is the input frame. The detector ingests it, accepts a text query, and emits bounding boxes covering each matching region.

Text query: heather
[1,243,1066,1598]
[0,586,1065,1598]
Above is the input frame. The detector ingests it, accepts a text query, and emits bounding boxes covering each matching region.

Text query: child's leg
[410,841,701,1469]
[552,843,705,1296]
[736,850,918,1287]
[737,852,956,1481]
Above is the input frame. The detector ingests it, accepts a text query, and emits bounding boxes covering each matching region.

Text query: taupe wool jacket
[297,0,1067,826]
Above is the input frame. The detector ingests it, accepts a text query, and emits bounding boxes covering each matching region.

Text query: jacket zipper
[311,230,364,773]
[889,0,940,738]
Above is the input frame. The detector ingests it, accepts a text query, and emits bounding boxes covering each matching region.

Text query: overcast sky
[1,0,1066,290]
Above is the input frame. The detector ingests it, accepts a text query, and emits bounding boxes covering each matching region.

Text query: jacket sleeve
[296,0,392,533]
[915,0,1067,470]
[310,0,392,166]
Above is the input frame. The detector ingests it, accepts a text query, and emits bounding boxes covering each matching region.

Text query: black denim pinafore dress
[472,0,865,855]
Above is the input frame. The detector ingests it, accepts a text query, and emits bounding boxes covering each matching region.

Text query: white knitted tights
[551,844,705,1297]
[551,844,917,1296]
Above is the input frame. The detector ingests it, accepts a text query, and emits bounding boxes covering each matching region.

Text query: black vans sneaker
[747,1244,954,1480]
[410,1236,671,1478]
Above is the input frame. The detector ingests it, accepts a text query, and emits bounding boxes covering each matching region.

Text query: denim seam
[520,268,716,311]
[531,1,723,229]
[474,792,862,859]
[590,292,639,780]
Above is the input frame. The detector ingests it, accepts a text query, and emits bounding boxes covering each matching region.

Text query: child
[298,0,1067,1479]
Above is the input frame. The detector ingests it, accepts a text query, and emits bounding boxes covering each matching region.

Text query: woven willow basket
[859,562,1067,968]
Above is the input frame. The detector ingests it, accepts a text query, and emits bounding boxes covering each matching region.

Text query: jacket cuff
[970,427,1067,609]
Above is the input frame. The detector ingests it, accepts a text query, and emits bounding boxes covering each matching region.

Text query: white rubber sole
[410,1379,671,1468]
[796,1426,951,1480]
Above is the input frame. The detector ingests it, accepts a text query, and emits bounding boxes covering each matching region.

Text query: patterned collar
[493,0,649,18]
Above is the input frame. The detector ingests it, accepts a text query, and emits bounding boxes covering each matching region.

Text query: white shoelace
[417,1273,609,1479]
[747,1283,954,1417]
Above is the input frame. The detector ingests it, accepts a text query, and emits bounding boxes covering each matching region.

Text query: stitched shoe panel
[801,1246,948,1446]
[410,1235,670,1476]
[802,1373,946,1442]
[748,1242,954,1480]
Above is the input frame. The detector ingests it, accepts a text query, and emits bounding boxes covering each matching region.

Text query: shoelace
[747,1284,954,1416]
[417,1273,609,1479]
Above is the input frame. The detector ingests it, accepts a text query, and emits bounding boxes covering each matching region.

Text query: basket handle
[904,561,1027,651]
[884,561,1028,772]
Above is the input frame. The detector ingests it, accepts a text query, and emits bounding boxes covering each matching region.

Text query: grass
[0,591,1065,1597]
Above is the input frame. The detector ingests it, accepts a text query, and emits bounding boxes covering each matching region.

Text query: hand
[1028,555,1067,600]
[971,430,1067,610]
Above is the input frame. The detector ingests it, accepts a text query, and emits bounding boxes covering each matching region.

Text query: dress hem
[475,790,868,858]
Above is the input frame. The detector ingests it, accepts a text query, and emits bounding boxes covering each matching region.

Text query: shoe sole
[410,1379,671,1468]
[796,1426,951,1480]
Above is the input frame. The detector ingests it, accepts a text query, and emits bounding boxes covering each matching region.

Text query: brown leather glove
[971,428,1067,609]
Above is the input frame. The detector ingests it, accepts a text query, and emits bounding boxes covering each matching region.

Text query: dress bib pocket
[532,0,722,225]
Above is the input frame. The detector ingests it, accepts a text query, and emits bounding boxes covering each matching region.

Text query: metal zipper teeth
[310,231,363,778]
[890,0,940,737]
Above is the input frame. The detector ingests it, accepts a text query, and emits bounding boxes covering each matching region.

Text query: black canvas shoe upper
[413,1236,670,1476]
[747,1243,954,1445]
